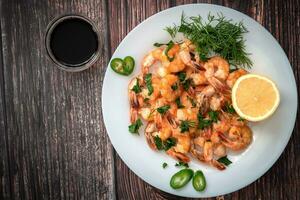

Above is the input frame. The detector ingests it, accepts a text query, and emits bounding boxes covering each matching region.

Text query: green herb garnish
[128,119,143,134]
[144,73,153,95]
[131,79,141,94]
[162,162,168,169]
[164,41,175,62]
[154,135,163,150]
[144,97,150,102]
[182,78,192,91]
[197,113,212,130]
[154,43,165,47]
[175,97,185,108]
[154,136,176,151]
[171,83,178,91]
[177,13,252,68]
[157,105,170,115]
[153,40,172,47]
[188,96,196,108]
[238,117,245,121]
[229,67,238,73]
[180,120,196,133]
[208,110,218,122]
[165,25,178,38]
[175,161,189,168]
[224,102,235,114]
[217,156,232,166]
[177,72,186,82]
[164,137,176,151]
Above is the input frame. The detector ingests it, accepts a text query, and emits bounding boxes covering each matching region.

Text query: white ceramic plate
[102,4,297,198]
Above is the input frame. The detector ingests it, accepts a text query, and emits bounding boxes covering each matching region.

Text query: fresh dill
[171,13,252,69]
[164,24,178,38]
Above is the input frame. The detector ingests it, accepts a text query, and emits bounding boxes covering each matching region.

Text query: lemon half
[232,74,280,122]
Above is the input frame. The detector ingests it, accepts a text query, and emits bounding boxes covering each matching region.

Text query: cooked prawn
[226,69,248,88]
[204,56,230,81]
[128,41,253,171]
[220,125,252,151]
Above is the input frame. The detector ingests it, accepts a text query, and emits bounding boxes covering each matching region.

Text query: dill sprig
[164,24,178,38]
[174,13,252,69]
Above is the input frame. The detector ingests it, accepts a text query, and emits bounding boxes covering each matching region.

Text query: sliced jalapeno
[123,56,135,74]
[170,168,194,189]
[110,56,135,76]
[192,170,206,192]
[110,58,127,75]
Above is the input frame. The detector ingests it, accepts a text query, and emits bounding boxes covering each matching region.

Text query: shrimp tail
[166,148,190,163]
[211,160,226,170]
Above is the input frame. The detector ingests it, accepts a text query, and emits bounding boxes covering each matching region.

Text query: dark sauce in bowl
[46,15,100,72]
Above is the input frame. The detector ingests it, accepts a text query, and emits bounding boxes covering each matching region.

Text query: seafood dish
[128,40,252,170]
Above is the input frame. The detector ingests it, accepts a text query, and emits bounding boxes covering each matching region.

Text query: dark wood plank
[0,1,11,198]
[109,0,300,199]
[0,0,115,199]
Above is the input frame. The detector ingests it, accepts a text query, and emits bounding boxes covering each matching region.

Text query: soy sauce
[49,18,98,67]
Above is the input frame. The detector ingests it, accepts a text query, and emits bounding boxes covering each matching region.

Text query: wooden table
[0,0,299,199]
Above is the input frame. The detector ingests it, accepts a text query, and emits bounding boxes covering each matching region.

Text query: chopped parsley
[144,73,153,95]
[208,110,218,122]
[144,97,150,102]
[197,110,219,129]
[238,117,245,121]
[179,120,196,133]
[197,113,213,130]
[217,156,232,166]
[128,119,143,134]
[131,79,141,94]
[157,105,170,115]
[182,78,192,91]
[162,162,168,169]
[164,41,175,62]
[224,102,235,114]
[175,161,189,168]
[177,72,186,82]
[175,97,185,108]
[171,83,178,91]
[154,136,176,151]
[154,135,163,150]
[188,96,196,108]
[164,137,176,151]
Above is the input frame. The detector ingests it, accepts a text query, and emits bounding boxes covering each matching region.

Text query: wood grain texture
[0,0,299,200]
[0,0,114,199]
[0,1,12,198]
[108,0,300,199]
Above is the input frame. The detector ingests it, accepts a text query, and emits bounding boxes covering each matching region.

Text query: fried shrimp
[128,41,253,171]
